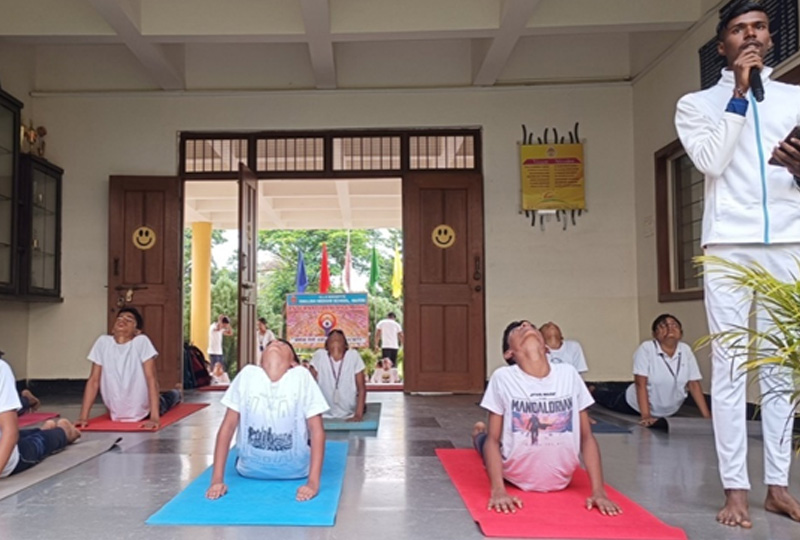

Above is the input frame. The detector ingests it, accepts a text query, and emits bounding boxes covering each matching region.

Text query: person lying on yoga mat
[76,307,182,430]
[207,339,328,502]
[591,314,711,427]
[0,359,81,479]
[310,329,367,422]
[472,320,621,516]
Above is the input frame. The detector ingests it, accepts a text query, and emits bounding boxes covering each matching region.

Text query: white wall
[0,80,640,381]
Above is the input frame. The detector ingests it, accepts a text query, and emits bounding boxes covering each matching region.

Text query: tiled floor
[1,390,798,539]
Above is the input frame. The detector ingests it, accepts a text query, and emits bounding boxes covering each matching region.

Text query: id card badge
[333,389,340,405]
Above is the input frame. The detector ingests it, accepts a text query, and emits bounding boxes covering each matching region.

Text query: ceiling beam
[300,0,336,89]
[472,0,542,86]
[258,184,287,229]
[87,0,184,90]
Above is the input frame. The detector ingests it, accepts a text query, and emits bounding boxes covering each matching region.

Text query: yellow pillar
[191,222,212,354]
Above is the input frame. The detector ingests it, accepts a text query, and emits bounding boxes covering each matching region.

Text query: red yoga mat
[17,412,59,428]
[78,403,209,432]
[195,384,228,392]
[437,449,687,540]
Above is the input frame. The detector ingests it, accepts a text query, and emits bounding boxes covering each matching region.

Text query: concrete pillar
[190,222,212,354]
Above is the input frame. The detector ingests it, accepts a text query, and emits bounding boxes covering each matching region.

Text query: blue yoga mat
[323,402,381,431]
[591,418,631,434]
[146,441,348,526]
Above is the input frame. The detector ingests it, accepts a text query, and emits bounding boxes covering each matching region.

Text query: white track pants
[704,243,799,490]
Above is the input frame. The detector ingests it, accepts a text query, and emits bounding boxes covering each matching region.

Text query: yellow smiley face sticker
[431,225,456,249]
[132,226,157,251]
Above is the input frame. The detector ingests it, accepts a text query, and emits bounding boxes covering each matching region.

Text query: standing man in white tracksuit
[675,1,800,530]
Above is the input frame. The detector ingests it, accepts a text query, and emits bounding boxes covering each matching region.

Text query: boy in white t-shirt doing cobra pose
[206,339,329,502]
[76,307,182,430]
[310,329,367,421]
[472,320,621,516]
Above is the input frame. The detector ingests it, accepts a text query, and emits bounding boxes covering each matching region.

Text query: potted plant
[695,255,800,407]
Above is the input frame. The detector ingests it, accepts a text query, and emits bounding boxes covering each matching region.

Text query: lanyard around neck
[328,353,345,389]
[653,340,681,382]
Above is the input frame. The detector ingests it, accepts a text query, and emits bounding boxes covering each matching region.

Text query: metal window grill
[332,136,401,171]
[256,137,325,172]
[671,153,703,291]
[184,138,248,173]
[409,135,475,170]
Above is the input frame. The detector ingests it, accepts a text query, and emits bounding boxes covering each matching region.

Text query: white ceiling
[185,178,402,230]
[0,0,719,92]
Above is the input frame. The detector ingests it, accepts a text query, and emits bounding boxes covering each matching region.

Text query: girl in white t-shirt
[310,330,367,420]
[206,339,329,502]
[472,320,620,516]
[591,314,711,426]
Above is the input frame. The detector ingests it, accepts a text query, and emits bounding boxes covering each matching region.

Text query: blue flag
[295,250,308,293]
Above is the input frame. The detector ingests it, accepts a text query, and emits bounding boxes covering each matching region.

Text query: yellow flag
[391,245,403,298]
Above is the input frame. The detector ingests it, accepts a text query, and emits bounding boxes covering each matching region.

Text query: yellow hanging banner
[519,143,585,210]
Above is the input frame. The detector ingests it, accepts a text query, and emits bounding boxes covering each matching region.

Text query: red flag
[319,242,330,293]
[343,233,352,292]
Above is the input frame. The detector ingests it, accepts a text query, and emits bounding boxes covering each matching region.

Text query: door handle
[473,255,482,281]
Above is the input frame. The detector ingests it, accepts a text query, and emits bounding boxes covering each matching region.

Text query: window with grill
[409,135,475,170]
[332,136,401,171]
[184,138,248,173]
[181,129,481,177]
[655,140,704,302]
[256,137,324,172]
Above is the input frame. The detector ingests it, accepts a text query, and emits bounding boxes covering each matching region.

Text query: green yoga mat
[146,441,348,526]
[323,402,381,430]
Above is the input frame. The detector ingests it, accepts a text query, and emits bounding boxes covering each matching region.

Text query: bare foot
[41,419,57,430]
[174,382,184,402]
[765,486,800,521]
[56,418,81,443]
[717,489,752,528]
[21,389,41,411]
[472,421,487,440]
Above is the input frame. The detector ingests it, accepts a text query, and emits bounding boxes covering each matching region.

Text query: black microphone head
[750,67,765,102]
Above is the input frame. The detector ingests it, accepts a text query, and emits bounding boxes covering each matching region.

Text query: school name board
[286,293,369,348]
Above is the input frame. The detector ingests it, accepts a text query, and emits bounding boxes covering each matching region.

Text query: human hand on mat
[488,489,523,514]
[140,419,160,430]
[206,482,228,499]
[346,414,363,423]
[75,419,89,429]
[586,493,622,516]
[639,416,658,427]
[296,482,319,501]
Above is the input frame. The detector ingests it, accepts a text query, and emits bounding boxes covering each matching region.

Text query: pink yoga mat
[78,403,208,432]
[18,412,59,428]
[437,449,687,540]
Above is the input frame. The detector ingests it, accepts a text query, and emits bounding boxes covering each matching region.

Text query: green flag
[368,245,379,293]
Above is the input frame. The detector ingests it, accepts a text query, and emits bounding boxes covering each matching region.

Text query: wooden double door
[107,169,485,393]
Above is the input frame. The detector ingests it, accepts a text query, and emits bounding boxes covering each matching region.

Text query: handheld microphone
[750,67,764,102]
